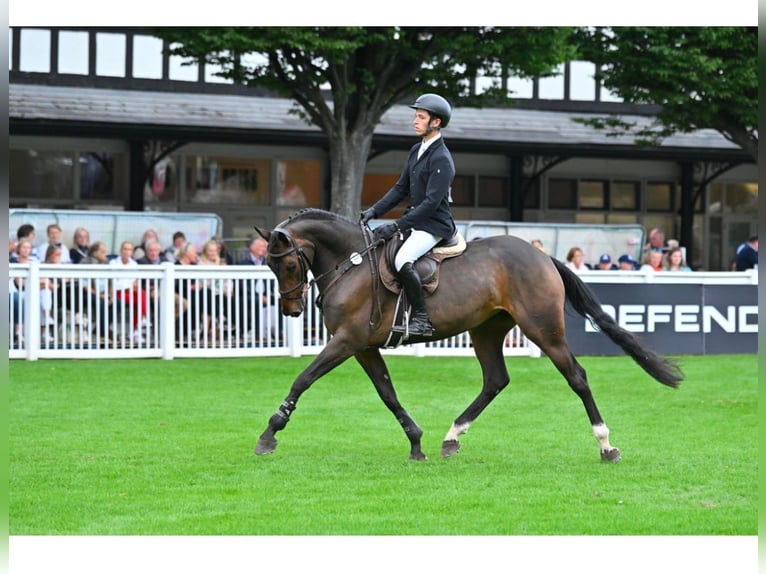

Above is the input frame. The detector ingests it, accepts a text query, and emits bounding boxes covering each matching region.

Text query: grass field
[8,354,757,536]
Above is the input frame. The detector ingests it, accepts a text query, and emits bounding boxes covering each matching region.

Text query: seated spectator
[734,235,758,271]
[641,249,664,272]
[164,231,187,263]
[644,227,666,258]
[238,235,279,342]
[174,242,202,341]
[133,229,160,261]
[595,254,617,271]
[199,238,234,341]
[38,223,72,264]
[531,239,547,254]
[664,247,692,272]
[136,239,169,265]
[69,227,91,264]
[9,238,17,262]
[212,235,234,265]
[565,246,590,273]
[9,238,38,344]
[78,241,114,336]
[109,241,149,343]
[617,254,638,271]
[14,223,40,261]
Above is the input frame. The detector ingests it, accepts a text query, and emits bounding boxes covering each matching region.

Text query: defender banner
[564,284,758,355]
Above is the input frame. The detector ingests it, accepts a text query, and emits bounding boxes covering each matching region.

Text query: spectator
[9,238,17,262]
[565,246,590,273]
[38,223,72,264]
[734,235,758,271]
[212,235,234,265]
[69,227,91,264]
[174,242,201,341]
[199,238,234,341]
[644,227,666,258]
[664,247,692,272]
[133,229,160,261]
[595,253,617,271]
[15,223,40,261]
[109,241,149,343]
[9,238,37,344]
[531,239,547,254]
[79,241,113,336]
[641,249,664,272]
[136,239,168,265]
[617,254,638,271]
[164,231,187,263]
[238,235,278,342]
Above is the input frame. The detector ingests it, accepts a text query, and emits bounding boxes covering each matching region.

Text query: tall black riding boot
[397,262,434,338]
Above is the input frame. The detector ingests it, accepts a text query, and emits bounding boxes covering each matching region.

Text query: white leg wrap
[592,423,612,451]
[444,421,471,442]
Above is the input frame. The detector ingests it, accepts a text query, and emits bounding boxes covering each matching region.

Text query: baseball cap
[599,254,612,264]
[618,254,637,265]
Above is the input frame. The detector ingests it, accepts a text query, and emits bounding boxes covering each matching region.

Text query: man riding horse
[360,93,457,339]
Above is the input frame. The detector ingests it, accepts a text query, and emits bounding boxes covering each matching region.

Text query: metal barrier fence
[8,262,540,360]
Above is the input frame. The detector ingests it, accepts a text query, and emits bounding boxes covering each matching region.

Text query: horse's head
[255,224,315,317]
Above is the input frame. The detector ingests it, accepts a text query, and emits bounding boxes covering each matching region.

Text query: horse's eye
[286,262,298,273]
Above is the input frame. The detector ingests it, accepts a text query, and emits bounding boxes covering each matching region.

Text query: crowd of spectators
[9,222,279,346]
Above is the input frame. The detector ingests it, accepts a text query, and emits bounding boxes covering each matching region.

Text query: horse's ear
[254,226,270,242]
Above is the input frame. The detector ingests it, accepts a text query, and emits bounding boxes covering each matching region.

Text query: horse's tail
[550,257,683,388]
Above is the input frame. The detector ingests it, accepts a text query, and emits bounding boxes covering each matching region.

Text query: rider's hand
[359,208,376,225]
[373,222,400,243]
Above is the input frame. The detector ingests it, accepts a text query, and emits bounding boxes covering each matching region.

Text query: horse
[253,208,683,462]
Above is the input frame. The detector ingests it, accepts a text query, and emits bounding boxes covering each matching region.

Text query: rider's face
[413,109,437,137]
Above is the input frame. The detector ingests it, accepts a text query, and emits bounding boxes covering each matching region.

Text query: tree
[154,27,575,218]
[574,27,757,161]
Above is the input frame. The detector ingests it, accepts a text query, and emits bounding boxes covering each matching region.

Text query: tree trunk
[327,128,374,219]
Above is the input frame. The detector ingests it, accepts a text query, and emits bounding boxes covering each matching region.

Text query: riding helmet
[409,93,452,128]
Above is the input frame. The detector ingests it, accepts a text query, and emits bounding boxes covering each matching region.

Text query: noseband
[268,228,312,301]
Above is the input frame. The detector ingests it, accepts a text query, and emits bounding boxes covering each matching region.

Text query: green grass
[8,354,757,535]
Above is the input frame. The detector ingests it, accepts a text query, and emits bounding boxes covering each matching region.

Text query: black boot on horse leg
[255,398,296,455]
[398,262,433,338]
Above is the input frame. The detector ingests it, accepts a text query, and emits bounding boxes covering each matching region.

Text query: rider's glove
[359,208,376,225]
[373,222,400,243]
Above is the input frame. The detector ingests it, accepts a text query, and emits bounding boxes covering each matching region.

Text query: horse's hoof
[409,451,428,461]
[600,447,621,463]
[441,439,460,457]
[254,436,278,455]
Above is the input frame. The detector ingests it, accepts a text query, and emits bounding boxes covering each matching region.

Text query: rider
[360,93,457,338]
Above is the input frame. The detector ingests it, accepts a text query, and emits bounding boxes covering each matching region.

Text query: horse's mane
[282,208,356,228]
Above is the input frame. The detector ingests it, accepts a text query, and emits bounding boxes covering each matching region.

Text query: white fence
[8,262,540,360]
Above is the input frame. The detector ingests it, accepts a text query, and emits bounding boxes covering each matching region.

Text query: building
[9,27,757,270]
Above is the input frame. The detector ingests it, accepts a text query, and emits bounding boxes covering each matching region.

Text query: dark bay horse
[254,208,683,462]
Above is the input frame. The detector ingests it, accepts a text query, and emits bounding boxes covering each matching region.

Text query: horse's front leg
[254,336,356,456]
[355,348,427,461]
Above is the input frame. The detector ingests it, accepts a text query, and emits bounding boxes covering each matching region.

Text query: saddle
[379,230,467,296]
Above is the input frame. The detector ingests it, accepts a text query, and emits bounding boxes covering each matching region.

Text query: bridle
[267,227,312,301]
[267,223,384,327]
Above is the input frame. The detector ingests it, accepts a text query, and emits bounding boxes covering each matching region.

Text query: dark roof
[10,83,750,162]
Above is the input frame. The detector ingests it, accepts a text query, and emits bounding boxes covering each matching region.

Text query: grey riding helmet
[409,93,452,128]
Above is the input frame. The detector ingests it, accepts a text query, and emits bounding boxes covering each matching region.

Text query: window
[10,149,74,199]
[450,175,475,207]
[58,31,89,75]
[569,61,596,101]
[548,178,576,209]
[477,176,507,207]
[187,156,271,205]
[80,152,128,202]
[133,35,164,79]
[523,180,540,209]
[20,28,50,73]
[611,181,639,211]
[579,180,606,209]
[275,159,322,207]
[95,32,126,77]
[647,182,674,211]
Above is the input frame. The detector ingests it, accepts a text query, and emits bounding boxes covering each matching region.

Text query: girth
[379,230,466,296]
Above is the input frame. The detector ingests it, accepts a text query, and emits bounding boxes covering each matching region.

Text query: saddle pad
[379,232,466,296]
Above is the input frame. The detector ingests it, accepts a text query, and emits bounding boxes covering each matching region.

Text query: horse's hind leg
[355,348,427,461]
[441,315,513,457]
[536,337,621,463]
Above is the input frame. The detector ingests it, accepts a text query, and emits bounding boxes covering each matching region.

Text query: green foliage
[9,355,757,535]
[574,27,757,158]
